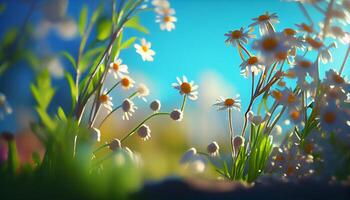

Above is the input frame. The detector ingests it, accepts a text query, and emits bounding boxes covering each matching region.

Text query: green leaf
[125,16,149,34]
[57,107,67,121]
[79,5,88,36]
[120,37,137,49]
[36,107,55,130]
[30,70,55,111]
[61,51,76,70]
[65,72,77,108]
[97,17,113,41]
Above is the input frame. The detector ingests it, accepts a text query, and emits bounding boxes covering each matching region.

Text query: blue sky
[0,0,349,133]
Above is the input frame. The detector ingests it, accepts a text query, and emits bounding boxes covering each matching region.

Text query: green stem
[339,43,350,75]
[181,95,187,112]
[7,140,19,175]
[120,112,170,143]
[228,109,235,161]
[93,143,110,155]
[107,81,120,94]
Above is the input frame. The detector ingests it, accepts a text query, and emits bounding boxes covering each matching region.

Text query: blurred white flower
[47,57,64,79]
[108,58,128,80]
[136,83,150,102]
[180,147,197,164]
[0,93,12,120]
[156,14,177,31]
[305,37,336,64]
[134,38,156,62]
[56,18,78,39]
[172,76,199,101]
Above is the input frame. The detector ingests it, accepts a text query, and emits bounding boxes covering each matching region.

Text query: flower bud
[122,99,132,112]
[170,109,183,121]
[109,139,121,151]
[233,136,245,152]
[207,141,219,156]
[150,100,161,112]
[137,124,151,141]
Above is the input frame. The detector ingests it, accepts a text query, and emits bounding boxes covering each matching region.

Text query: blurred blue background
[0,0,348,138]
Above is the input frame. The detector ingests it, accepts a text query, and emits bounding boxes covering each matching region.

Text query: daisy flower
[120,76,135,90]
[327,26,349,44]
[180,147,197,164]
[253,33,292,62]
[290,56,317,82]
[323,86,348,106]
[319,103,350,134]
[99,90,113,112]
[136,83,150,102]
[207,141,219,156]
[172,76,199,100]
[156,14,177,31]
[108,58,128,80]
[109,139,122,151]
[288,109,304,125]
[281,28,304,51]
[134,38,156,62]
[276,88,300,109]
[329,8,350,25]
[305,36,336,64]
[323,69,349,90]
[248,111,265,125]
[295,23,314,34]
[239,56,265,78]
[137,124,151,141]
[152,0,170,8]
[0,93,12,120]
[249,12,279,36]
[122,99,137,120]
[213,95,241,111]
[224,27,255,47]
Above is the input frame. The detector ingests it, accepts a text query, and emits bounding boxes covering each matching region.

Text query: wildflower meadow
[0,0,350,199]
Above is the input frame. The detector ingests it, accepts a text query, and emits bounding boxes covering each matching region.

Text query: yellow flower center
[278,81,286,87]
[224,98,235,106]
[330,10,345,19]
[304,143,314,154]
[272,90,283,101]
[258,14,270,22]
[306,37,323,49]
[231,30,243,39]
[332,74,345,84]
[286,166,295,176]
[180,82,192,94]
[164,15,171,22]
[275,155,284,162]
[262,37,278,51]
[113,63,119,71]
[142,45,148,52]
[287,93,296,104]
[301,23,313,33]
[275,51,288,60]
[298,60,312,68]
[121,78,131,87]
[247,56,258,65]
[285,70,296,78]
[100,94,108,103]
[283,28,296,36]
[290,110,300,121]
[323,111,336,124]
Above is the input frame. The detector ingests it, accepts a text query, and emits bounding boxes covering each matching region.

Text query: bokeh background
[0,0,349,180]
